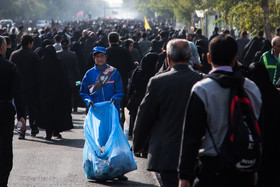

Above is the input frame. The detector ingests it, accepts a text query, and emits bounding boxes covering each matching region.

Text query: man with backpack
[178,35,262,187]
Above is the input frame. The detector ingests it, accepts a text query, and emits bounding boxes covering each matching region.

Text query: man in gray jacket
[178,35,262,187]
[133,39,204,187]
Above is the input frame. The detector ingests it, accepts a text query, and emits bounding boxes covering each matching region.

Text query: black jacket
[57,49,81,87]
[106,44,135,95]
[9,46,40,105]
[133,64,204,171]
[0,55,25,120]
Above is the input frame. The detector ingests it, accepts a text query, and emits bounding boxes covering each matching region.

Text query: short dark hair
[18,25,24,31]
[108,32,119,43]
[209,34,238,66]
[214,27,219,32]
[276,27,280,33]
[54,34,61,43]
[258,31,264,37]
[242,31,247,37]
[196,29,202,35]
[21,34,34,47]
[141,32,147,39]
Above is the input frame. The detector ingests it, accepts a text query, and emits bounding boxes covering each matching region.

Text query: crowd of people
[1,17,280,187]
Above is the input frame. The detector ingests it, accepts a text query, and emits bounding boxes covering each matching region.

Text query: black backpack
[207,73,262,173]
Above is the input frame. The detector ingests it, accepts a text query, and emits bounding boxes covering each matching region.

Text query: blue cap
[92,46,106,54]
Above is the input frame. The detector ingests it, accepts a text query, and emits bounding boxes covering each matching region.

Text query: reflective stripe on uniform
[263,55,276,69]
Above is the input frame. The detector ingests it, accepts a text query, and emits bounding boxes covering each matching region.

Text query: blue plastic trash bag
[83,101,137,180]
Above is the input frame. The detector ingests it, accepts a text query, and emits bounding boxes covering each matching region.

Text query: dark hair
[276,27,280,33]
[108,32,119,43]
[18,25,24,31]
[258,31,264,37]
[214,27,219,32]
[209,34,238,66]
[223,29,230,35]
[124,39,133,49]
[196,29,202,35]
[242,31,247,37]
[54,34,61,43]
[160,31,167,39]
[4,36,11,45]
[141,32,147,39]
[21,34,34,47]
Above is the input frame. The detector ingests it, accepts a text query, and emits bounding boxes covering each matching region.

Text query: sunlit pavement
[9,108,160,187]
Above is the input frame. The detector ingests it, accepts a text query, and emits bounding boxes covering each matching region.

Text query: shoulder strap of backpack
[90,64,116,95]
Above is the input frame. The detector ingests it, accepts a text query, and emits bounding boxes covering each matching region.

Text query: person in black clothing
[209,27,219,42]
[133,39,203,187]
[248,62,280,187]
[127,52,158,138]
[37,45,73,140]
[57,38,81,112]
[0,35,26,187]
[106,32,135,128]
[9,34,40,138]
[240,31,265,67]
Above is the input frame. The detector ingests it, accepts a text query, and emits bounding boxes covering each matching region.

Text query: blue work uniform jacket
[80,63,124,112]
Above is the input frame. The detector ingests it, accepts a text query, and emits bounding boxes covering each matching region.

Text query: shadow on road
[23,137,85,148]
[88,179,159,186]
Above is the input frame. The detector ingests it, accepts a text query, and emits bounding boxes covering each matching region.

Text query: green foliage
[135,0,196,24]
[199,0,280,37]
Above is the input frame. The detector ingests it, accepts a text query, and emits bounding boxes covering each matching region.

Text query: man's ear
[207,53,212,65]
[166,53,171,68]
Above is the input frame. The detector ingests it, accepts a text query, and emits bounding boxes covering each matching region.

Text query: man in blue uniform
[80,46,123,115]
[80,46,127,181]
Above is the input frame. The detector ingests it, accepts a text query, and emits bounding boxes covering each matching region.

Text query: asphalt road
[8,108,160,187]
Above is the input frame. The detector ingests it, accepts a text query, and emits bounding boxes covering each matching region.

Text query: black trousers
[194,157,255,187]
[0,103,16,187]
[160,170,179,187]
[26,105,38,132]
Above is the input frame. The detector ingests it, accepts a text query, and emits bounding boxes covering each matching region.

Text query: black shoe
[117,175,128,181]
[18,132,25,140]
[31,129,39,137]
[53,133,62,139]
[45,136,52,141]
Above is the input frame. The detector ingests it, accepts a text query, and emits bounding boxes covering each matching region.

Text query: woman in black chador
[37,45,73,140]
[127,52,158,140]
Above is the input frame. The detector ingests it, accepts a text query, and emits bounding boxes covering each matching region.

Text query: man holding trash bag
[80,46,128,181]
[80,46,124,115]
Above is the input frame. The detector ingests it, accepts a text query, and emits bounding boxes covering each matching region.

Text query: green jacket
[259,49,280,85]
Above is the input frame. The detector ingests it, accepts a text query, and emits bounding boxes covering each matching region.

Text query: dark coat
[57,49,81,87]
[9,46,40,105]
[133,64,204,171]
[106,44,135,95]
[241,37,264,67]
[37,49,73,132]
[236,36,250,61]
[249,62,280,187]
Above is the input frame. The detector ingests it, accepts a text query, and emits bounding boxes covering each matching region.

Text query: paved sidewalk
[8,108,160,187]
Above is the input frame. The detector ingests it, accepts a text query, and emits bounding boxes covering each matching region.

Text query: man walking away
[178,35,262,187]
[9,34,40,138]
[0,35,26,187]
[57,38,81,112]
[133,39,203,187]
[106,32,135,129]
